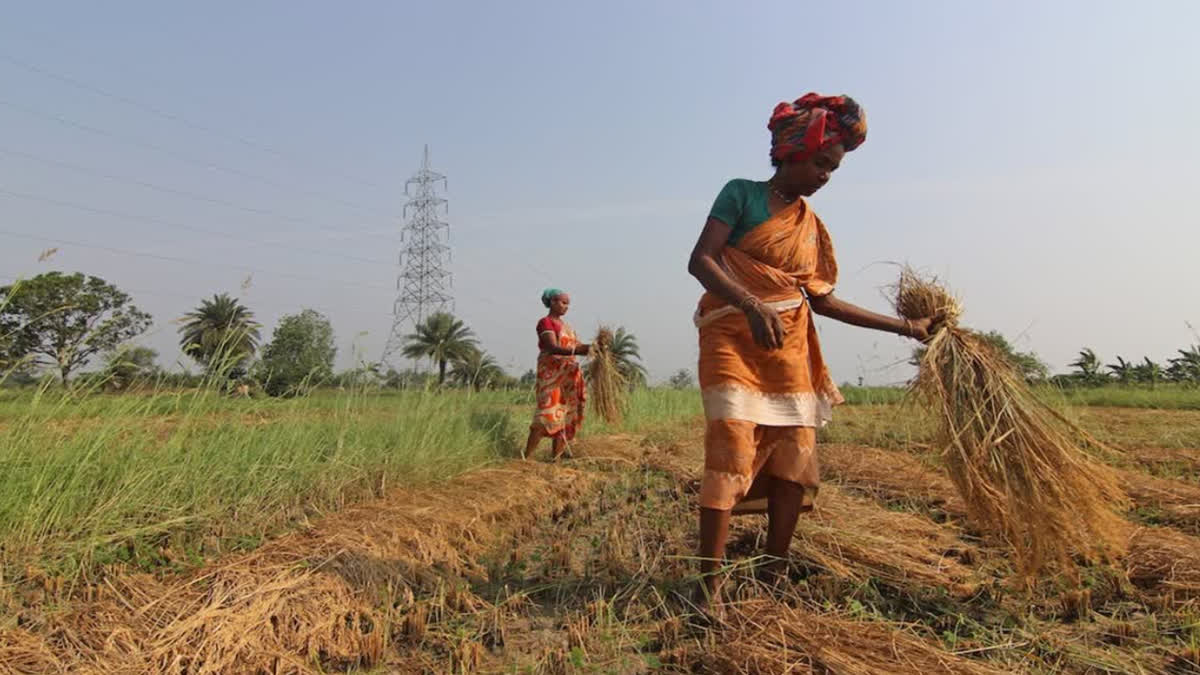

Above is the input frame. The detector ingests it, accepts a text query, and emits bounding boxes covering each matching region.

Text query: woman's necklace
[767,180,797,204]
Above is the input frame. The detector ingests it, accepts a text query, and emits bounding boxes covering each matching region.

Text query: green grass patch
[0,384,698,580]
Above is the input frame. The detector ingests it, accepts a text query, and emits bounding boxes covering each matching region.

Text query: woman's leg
[550,434,566,459]
[762,476,806,582]
[523,426,545,460]
[696,506,732,608]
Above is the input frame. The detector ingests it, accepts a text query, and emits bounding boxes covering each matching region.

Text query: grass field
[1,383,1199,672]
[0,385,700,581]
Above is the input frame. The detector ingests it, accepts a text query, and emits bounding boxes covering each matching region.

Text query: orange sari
[695,198,843,511]
[532,318,586,440]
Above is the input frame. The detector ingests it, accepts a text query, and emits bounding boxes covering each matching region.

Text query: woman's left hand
[904,317,936,342]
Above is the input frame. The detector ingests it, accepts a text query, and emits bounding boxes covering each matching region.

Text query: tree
[519,369,537,388]
[450,348,505,391]
[608,327,648,389]
[1134,357,1164,388]
[256,309,336,396]
[668,369,695,390]
[178,294,261,374]
[1069,348,1106,386]
[103,345,160,390]
[1167,346,1200,385]
[1107,356,1135,385]
[401,312,477,386]
[0,272,152,382]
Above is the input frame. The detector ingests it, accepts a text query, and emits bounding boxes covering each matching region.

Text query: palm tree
[1134,357,1163,388]
[1069,348,1105,385]
[178,294,261,373]
[1107,356,1135,385]
[608,327,648,389]
[450,348,504,391]
[1167,346,1200,385]
[401,312,477,386]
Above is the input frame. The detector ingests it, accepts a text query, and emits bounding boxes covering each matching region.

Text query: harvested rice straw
[894,267,1128,578]
[586,327,628,424]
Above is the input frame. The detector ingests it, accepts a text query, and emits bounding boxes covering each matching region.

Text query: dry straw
[893,267,1129,578]
[586,327,628,425]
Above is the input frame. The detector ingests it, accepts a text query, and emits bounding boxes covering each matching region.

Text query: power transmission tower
[380,146,453,368]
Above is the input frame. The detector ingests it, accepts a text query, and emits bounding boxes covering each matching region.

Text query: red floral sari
[532,317,586,440]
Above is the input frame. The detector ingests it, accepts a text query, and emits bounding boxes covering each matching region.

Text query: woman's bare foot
[690,576,726,624]
[756,557,788,590]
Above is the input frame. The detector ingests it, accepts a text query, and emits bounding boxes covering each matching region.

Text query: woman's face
[550,293,570,315]
[777,143,846,197]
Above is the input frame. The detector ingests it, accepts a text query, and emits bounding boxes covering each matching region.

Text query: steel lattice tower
[380,146,453,367]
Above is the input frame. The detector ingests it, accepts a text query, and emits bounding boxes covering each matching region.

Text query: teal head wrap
[541,288,566,308]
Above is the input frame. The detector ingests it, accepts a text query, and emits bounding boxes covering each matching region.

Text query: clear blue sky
[2,1,1197,383]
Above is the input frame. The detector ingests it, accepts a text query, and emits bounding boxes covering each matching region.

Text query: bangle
[903,319,913,337]
[738,295,759,312]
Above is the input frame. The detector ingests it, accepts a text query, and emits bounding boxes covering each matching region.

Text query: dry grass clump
[1126,526,1200,605]
[784,486,981,597]
[820,443,967,518]
[586,327,628,424]
[894,267,1129,578]
[696,597,1007,675]
[1120,468,1200,535]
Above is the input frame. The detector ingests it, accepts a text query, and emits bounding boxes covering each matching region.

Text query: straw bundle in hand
[894,268,1128,578]
[586,327,628,425]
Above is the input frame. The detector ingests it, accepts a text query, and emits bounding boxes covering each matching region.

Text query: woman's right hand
[743,298,786,350]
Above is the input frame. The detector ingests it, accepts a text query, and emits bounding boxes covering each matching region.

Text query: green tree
[519,368,536,388]
[1107,356,1135,385]
[1167,346,1200,385]
[450,348,505,391]
[0,272,152,382]
[178,294,261,374]
[256,309,336,396]
[1069,348,1106,385]
[401,312,478,386]
[609,327,648,389]
[1134,357,1163,388]
[668,368,695,390]
[103,344,160,390]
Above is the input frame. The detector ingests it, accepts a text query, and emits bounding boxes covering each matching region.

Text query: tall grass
[1050,384,1200,410]
[0,383,697,579]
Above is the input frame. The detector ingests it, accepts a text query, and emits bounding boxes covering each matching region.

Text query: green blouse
[708,179,770,245]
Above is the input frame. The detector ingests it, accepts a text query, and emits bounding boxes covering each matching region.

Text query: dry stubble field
[0,390,1199,674]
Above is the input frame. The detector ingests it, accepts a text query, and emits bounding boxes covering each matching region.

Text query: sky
[1,1,1197,385]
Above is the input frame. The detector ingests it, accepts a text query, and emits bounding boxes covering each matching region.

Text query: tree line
[1,271,648,395]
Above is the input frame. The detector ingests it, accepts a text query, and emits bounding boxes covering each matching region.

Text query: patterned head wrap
[541,288,566,308]
[768,93,867,164]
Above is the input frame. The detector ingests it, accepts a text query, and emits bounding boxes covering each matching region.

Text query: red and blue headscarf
[768,93,867,164]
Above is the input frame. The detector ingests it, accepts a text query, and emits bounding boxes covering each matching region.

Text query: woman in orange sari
[524,288,590,460]
[687,93,936,607]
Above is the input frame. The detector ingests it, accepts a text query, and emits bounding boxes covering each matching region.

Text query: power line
[0,228,394,293]
[0,188,394,267]
[0,51,390,192]
[0,99,396,219]
[0,146,399,244]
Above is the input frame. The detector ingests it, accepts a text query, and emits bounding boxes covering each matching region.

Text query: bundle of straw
[586,327,628,425]
[894,267,1128,578]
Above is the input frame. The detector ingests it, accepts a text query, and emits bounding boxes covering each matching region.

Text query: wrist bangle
[903,319,913,337]
[738,295,759,311]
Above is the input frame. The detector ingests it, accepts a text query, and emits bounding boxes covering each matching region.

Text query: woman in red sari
[687,93,937,608]
[524,288,590,460]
